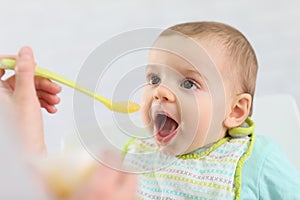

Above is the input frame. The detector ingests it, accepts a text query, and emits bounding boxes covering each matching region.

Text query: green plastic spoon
[0,58,140,113]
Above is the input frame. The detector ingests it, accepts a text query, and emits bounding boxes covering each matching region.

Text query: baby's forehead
[147,48,220,78]
[149,34,226,67]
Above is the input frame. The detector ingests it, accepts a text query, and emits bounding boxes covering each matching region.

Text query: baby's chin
[156,140,191,156]
[145,128,192,156]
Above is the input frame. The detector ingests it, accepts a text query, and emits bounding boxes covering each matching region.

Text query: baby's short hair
[161,21,258,115]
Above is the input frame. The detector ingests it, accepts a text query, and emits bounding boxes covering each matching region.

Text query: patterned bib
[123,118,255,200]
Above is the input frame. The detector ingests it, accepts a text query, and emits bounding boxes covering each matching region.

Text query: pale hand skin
[72,164,137,200]
[0,50,62,114]
[0,46,61,156]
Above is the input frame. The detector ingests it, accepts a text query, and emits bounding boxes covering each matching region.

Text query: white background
[1,0,300,156]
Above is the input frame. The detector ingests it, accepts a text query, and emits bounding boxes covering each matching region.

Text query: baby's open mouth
[154,113,179,143]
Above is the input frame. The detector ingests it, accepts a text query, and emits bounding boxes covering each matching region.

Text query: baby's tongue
[158,117,177,137]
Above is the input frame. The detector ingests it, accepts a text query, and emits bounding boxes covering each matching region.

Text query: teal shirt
[241,135,300,199]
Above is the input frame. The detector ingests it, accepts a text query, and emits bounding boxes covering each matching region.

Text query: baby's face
[141,35,232,155]
[141,50,219,155]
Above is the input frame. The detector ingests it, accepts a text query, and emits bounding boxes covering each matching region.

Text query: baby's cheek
[140,89,152,127]
[141,109,150,127]
[140,101,152,129]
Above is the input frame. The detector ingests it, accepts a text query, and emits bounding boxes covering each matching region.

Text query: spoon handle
[35,66,112,107]
[0,58,112,108]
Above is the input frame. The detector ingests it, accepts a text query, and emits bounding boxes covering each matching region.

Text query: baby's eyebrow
[145,64,164,74]
[184,69,207,81]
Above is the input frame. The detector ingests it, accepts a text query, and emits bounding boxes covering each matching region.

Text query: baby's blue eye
[149,75,161,85]
[181,79,197,90]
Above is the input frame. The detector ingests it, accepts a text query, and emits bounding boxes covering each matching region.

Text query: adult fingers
[6,76,62,94]
[35,77,62,94]
[39,99,58,114]
[13,47,36,99]
[37,90,61,105]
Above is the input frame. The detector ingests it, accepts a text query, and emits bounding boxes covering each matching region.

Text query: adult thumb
[14,46,36,98]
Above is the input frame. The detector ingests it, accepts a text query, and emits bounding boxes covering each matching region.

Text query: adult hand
[0,46,55,156]
[1,53,61,114]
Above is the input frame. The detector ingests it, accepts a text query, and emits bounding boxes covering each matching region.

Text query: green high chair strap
[228,117,255,137]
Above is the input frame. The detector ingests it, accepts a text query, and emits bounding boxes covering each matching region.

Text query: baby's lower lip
[155,129,178,144]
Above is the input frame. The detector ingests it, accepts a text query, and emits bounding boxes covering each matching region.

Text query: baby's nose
[153,85,176,102]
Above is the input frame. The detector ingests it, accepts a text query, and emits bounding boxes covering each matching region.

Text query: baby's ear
[223,93,252,129]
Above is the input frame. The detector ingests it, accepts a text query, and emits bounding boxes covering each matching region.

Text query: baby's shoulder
[253,134,278,146]
[241,134,300,199]
[244,135,282,172]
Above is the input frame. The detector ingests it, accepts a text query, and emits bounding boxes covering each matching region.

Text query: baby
[122,22,300,199]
